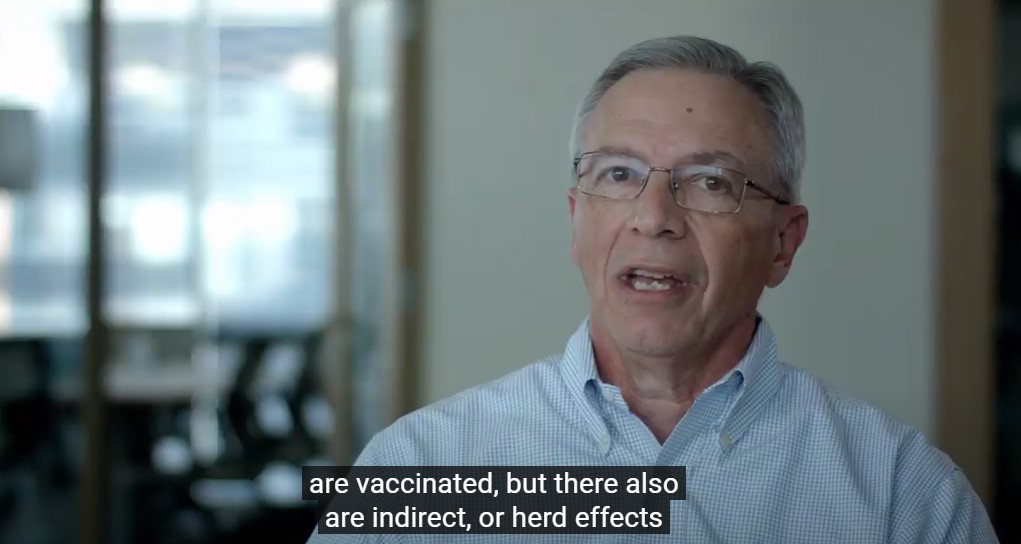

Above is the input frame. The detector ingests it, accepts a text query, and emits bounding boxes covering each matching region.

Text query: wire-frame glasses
[573,151,789,214]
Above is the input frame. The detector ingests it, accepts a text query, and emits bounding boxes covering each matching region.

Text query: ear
[766,204,808,288]
[568,188,580,267]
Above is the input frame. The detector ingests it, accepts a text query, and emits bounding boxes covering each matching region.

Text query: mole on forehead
[686,107,694,113]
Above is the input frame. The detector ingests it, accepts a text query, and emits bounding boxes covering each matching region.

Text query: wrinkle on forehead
[588,68,772,179]
[590,145,750,172]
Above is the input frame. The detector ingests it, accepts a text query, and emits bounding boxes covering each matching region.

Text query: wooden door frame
[935,0,997,506]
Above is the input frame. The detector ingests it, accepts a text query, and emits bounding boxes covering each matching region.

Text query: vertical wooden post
[82,0,110,542]
[395,0,425,419]
[935,0,996,506]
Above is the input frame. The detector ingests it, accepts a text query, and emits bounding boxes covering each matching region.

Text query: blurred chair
[131,319,328,544]
[0,339,70,540]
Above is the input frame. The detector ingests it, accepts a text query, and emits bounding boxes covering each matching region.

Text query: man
[308,35,998,543]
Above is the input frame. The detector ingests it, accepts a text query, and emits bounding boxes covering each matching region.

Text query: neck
[591,314,758,443]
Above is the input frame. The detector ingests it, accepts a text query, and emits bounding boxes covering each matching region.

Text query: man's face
[568,68,807,359]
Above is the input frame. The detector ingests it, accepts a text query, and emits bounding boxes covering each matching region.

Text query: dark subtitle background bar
[302,466,686,535]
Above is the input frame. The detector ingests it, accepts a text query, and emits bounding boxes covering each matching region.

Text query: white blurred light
[115,64,180,108]
[255,395,293,438]
[248,199,296,243]
[302,395,335,439]
[212,0,332,19]
[129,197,188,264]
[202,201,247,251]
[0,11,69,113]
[284,54,336,98]
[203,199,296,246]
[152,435,193,475]
[117,65,168,96]
[108,0,198,21]
[255,462,304,507]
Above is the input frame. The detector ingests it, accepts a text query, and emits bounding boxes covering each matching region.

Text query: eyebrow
[590,146,748,170]
[685,151,748,170]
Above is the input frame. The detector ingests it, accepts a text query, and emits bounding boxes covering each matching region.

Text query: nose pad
[631,169,685,238]
[640,168,676,202]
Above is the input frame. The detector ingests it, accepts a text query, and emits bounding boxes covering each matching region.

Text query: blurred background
[0,0,1014,542]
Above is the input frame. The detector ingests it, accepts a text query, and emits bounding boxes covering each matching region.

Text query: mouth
[617,266,690,294]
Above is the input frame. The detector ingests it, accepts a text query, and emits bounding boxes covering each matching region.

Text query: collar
[558,315,782,452]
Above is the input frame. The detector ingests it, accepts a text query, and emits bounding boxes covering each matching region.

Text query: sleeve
[889,464,1000,543]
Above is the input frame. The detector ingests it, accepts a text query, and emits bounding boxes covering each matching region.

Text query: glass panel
[102,1,339,542]
[2,1,356,541]
[103,5,201,543]
[0,1,88,542]
[0,0,88,335]
[206,0,335,325]
[106,0,199,328]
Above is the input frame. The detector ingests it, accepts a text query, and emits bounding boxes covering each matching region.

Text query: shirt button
[719,432,733,449]
[599,434,611,450]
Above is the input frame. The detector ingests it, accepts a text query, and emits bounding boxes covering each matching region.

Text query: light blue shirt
[307,318,998,543]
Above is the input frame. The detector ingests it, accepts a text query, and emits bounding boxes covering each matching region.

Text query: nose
[631,169,686,239]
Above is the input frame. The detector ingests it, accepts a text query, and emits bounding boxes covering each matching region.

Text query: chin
[611,313,696,357]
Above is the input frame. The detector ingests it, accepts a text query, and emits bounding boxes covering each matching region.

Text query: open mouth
[619,268,688,292]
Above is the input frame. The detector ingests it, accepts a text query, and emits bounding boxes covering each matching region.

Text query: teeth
[631,269,673,280]
[630,277,673,291]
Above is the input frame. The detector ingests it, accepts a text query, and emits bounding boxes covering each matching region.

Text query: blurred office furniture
[107,316,330,544]
[216,322,326,473]
[0,340,68,542]
[0,341,62,475]
[0,0,415,543]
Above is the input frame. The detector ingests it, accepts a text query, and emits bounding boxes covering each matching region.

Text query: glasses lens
[576,153,648,199]
[672,165,744,213]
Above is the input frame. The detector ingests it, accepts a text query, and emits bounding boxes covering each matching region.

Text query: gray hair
[570,35,806,203]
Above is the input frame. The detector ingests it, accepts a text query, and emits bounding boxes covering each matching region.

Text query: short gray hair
[570,35,806,203]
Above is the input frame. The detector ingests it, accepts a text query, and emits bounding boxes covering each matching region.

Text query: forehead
[586,68,771,171]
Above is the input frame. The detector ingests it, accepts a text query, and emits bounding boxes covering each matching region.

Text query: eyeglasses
[572,151,790,214]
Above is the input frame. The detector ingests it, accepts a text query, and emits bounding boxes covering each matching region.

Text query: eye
[599,166,637,183]
[693,174,732,193]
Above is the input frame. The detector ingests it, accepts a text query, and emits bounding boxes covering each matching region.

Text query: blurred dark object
[219,326,324,475]
[0,340,68,480]
[994,101,1021,542]
[0,339,75,542]
[0,106,40,191]
[119,323,327,544]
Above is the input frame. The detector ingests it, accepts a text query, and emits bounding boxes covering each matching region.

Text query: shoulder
[761,362,994,540]
[779,362,949,452]
[354,354,564,466]
[776,362,962,492]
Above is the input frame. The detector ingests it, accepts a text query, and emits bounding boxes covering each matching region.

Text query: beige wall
[414,0,991,496]
[419,0,937,416]
[414,0,996,500]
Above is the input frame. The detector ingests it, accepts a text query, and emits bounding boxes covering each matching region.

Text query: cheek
[700,224,771,295]
[573,205,622,283]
